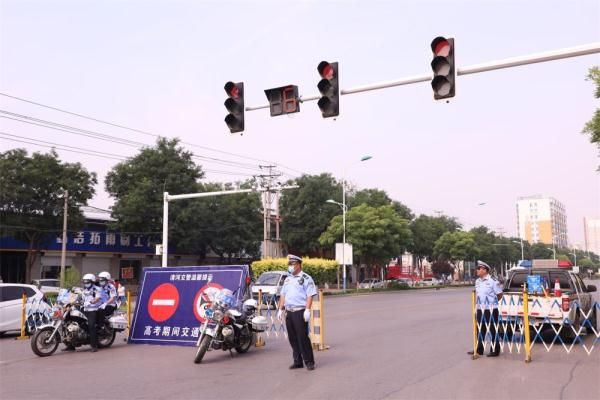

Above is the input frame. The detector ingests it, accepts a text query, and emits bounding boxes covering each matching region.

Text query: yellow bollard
[255,289,265,347]
[523,284,532,363]
[471,290,479,359]
[16,293,28,340]
[126,290,131,330]
[310,289,329,351]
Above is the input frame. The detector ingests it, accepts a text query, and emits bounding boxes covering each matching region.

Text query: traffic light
[317,61,339,118]
[224,81,244,133]
[430,37,456,100]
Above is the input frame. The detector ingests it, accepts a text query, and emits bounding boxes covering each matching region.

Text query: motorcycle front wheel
[194,335,212,364]
[98,326,116,348]
[31,326,60,357]
[235,331,255,354]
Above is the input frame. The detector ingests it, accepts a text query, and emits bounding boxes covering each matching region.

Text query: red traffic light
[318,61,335,80]
[431,37,451,57]
[317,61,339,118]
[225,81,240,99]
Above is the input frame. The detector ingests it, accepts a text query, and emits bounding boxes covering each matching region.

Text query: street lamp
[569,252,577,267]
[512,239,524,260]
[326,155,373,291]
[546,247,556,260]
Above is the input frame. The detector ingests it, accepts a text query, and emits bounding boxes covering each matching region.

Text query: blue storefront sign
[128,265,250,346]
[1,230,155,254]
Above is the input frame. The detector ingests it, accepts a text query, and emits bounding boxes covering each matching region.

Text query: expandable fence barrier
[17,294,52,339]
[255,289,328,350]
[471,286,599,362]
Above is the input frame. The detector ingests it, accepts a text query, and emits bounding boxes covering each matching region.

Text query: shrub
[251,257,338,286]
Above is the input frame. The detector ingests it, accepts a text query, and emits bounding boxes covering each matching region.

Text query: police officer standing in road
[277,255,317,371]
[82,273,102,352]
[468,260,503,357]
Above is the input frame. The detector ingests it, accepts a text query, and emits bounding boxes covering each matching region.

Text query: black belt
[285,306,305,312]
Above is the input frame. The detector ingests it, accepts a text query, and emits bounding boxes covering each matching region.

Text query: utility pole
[60,190,68,288]
[258,165,282,258]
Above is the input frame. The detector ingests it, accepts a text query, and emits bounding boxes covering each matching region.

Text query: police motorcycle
[30,288,128,357]
[193,288,268,364]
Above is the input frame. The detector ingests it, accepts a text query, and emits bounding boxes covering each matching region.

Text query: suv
[420,277,442,286]
[0,283,50,335]
[251,271,288,307]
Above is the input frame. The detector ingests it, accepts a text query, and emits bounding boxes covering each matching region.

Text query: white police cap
[477,260,491,270]
[288,254,302,264]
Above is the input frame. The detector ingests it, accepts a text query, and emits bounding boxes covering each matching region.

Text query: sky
[1,0,599,248]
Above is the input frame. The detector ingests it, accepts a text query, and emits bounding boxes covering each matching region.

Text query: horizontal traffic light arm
[245,42,599,111]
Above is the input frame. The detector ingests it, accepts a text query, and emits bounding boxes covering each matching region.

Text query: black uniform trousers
[285,310,315,366]
[476,308,500,356]
[84,310,99,349]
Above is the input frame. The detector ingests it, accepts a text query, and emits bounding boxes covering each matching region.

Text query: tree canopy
[583,66,600,169]
[408,215,462,261]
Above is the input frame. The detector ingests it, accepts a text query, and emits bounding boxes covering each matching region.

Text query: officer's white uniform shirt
[101,283,117,306]
[83,285,102,311]
[281,272,317,308]
[475,275,503,309]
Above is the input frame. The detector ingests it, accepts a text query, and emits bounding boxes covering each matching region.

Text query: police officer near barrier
[277,255,317,371]
[468,260,503,357]
[82,273,102,352]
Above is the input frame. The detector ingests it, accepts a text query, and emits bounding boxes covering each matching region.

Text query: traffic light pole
[244,42,600,110]
[161,185,298,267]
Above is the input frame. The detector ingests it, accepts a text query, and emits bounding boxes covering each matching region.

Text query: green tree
[105,138,203,252]
[433,231,480,279]
[348,188,414,220]
[0,149,97,281]
[279,173,341,255]
[431,260,454,277]
[530,243,555,259]
[583,66,600,169]
[319,204,412,265]
[408,215,462,264]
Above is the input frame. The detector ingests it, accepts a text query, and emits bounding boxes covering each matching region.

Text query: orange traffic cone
[554,279,561,297]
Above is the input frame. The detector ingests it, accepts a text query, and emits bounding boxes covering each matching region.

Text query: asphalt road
[1,287,599,400]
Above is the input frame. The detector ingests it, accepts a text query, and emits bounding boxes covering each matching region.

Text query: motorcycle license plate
[200,326,215,336]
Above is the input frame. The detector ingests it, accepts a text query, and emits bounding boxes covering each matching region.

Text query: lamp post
[546,247,556,260]
[569,252,577,267]
[326,155,372,291]
[512,239,524,260]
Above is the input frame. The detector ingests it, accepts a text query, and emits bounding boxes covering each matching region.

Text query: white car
[359,278,385,289]
[0,283,50,335]
[419,277,442,286]
[31,278,62,294]
[252,271,288,307]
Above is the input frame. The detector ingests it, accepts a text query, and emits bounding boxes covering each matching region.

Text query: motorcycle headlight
[212,310,224,322]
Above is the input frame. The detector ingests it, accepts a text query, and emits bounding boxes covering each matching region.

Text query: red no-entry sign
[193,283,223,322]
[147,283,180,322]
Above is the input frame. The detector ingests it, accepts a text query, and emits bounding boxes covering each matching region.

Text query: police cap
[476,260,491,271]
[288,254,303,264]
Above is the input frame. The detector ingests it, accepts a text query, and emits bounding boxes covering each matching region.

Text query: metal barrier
[18,294,53,339]
[254,289,328,350]
[471,286,599,362]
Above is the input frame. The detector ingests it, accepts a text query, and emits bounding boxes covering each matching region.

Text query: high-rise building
[516,195,568,247]
[583,217,600,257]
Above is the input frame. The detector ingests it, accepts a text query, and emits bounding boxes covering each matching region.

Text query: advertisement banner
[129,265,250,346]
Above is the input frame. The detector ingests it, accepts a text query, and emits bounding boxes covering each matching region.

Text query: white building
[516,195,568,248]
[584,217,600,257]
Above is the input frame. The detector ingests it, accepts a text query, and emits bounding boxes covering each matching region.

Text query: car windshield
[257,273,281,286]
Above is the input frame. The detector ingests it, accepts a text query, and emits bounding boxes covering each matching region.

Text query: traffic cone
[554,279,561,297]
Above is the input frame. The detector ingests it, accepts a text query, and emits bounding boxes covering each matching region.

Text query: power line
[0,92,306,174]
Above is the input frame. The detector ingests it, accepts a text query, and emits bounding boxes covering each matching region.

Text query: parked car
[359,278,385,289]
[387,278,415,288]
[251,271,288,307]
[419,277,442,286]
[0,283,50,335]
[31,279,62,294]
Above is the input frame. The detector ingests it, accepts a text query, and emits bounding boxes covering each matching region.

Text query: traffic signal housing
[430,37,456,100]
[224,81,244,133]
[317,61,339,118]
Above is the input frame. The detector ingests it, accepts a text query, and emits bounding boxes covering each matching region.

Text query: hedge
[251,257,338,286]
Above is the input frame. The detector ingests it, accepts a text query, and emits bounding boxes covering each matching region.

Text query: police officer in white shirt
[468,260,503,357]
[98,271,118,316]
[277,255,317,371]
[82,273,102,352]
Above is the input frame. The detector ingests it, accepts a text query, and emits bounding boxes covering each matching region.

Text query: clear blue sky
[1,0,599,247]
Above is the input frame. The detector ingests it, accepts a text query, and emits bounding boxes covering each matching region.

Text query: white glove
[99,303,106,310]
[277,309,284,322]
[303,309,310,322]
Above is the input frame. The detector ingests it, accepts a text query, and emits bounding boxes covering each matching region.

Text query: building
[516,195,568,248]
[583,217,600,257]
